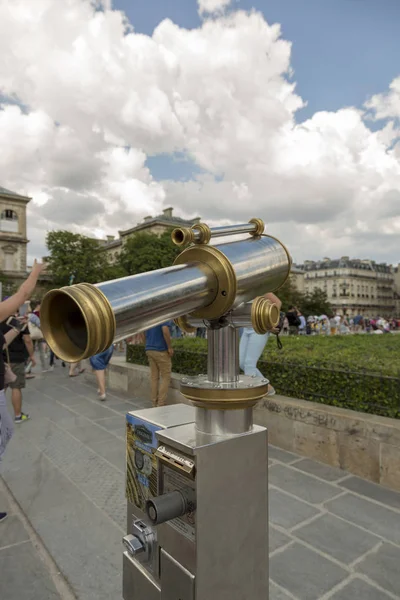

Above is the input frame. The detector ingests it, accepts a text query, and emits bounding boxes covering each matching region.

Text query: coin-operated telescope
[41,218,291,600]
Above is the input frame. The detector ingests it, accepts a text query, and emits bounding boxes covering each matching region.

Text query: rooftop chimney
[163,207,173,218]
[106,235,114,242]
[143,216,153,222]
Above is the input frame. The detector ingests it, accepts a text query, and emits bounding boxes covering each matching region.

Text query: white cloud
[365,76,400,121]
[0,0,399,267]
[198,0,233,16]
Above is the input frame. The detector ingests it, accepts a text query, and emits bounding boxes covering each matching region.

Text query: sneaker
[99,394,106,401]
[15,412,30,424]
[0,513,7,523]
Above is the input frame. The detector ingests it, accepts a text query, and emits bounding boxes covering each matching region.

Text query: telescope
[41,217,291,600]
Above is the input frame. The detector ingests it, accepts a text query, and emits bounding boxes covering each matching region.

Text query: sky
[0,0,400,266]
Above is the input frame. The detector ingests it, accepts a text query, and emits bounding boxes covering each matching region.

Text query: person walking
[239,292,281,396]
[1,313,36,424]
[27,300,50,372]
[89,345,114,401]
[0,261,43,522]
[69,361,85,377]
[286,306,300,335]
[145,322,173,407]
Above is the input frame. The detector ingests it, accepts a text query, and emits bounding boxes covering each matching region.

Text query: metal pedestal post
[123,325,269,600]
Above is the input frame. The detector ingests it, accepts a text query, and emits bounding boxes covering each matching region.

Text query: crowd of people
[280,310,399,336]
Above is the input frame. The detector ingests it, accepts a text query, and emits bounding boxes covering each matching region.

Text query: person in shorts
[0,315,36,424]
[0,260,44,522]
[89,345,114,401]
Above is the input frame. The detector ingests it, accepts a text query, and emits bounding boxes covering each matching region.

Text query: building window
[4,253,14,271]
[0,209,18,233]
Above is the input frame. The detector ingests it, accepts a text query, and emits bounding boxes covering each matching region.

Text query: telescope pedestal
[123,326,269,600]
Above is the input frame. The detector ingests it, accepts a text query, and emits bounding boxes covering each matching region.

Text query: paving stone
[326,493,400,546]
[269,526,292,553]
[293,458,348,482]
[330,577,393,599]
[269,581,294,600]
[0,515,30,548]
[356,542,400,597]
[268,445,299,463]
[55,415,117,445]
[108,401,144,414]
[269,464,340,505]
[0,485,13,515]
[0,541,60,599]
[294,513,380,564]
[94,415,126,431]
[269,488,321,529]
[31,400,76,422]
[3,453,123,600]
[270,542,348,600]
[87,439,126,472]
[69,399,117,420]
[340,476,400,511]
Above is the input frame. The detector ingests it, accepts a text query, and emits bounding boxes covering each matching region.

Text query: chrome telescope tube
[171,218,264,246]
[41,232,290,363]
[41,263,217,363]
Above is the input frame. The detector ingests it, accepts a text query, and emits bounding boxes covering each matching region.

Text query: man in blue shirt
[145,321,174,407]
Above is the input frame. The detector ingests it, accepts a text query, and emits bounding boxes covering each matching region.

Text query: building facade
[296,257,396,317]
[394,265,400,317]
[0,186,30,288]
[290,265,305,293]
[102,207,201,264]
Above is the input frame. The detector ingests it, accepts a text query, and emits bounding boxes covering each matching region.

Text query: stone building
[296,257,396,317]
[0,186,30,290]
[102,207,201,264]
[290,264,305,293]
[394,265,400,316]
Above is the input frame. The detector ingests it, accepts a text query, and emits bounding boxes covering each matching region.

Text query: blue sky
[113,0,400,179]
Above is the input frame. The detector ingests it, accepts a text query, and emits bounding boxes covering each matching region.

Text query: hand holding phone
[6,316,24,332]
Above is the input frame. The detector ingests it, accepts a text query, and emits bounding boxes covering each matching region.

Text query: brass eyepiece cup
[171,227,195,247]
[251,297,280,334]
[41,283,115,363]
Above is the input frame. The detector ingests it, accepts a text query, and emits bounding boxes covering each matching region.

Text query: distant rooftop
[119,207,201,237]
[297,257,393,274]
[0,186,31,201]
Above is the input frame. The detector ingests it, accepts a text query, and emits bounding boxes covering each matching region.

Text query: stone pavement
[1,363,400,600]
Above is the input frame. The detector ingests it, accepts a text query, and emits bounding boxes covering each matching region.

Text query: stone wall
[255,396,400,492]
[87,357,400,492]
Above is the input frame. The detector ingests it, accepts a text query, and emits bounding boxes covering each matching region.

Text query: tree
[275,276,303,312]
[119,231,182,275]
[46,230,113,286]
[299,289,332,317]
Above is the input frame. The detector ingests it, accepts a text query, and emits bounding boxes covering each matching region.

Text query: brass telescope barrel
[41,233,291,363]
[177,297,281,334]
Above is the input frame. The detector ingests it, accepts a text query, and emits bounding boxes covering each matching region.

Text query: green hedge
[127,335,400,419]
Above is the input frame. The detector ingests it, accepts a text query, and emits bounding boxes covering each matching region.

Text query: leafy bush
[127,334,400,418]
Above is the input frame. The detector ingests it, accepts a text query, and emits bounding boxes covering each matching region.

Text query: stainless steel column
[196,326,253,436]
[207,326,239,383]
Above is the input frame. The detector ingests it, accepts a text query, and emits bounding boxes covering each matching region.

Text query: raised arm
[0,261,44,323]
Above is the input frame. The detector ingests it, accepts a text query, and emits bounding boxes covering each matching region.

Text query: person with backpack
[286,306,300,335]
[239,292,282,397]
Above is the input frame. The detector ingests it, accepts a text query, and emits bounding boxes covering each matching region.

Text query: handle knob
[146,491,188,525]
[123,534,145,557]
